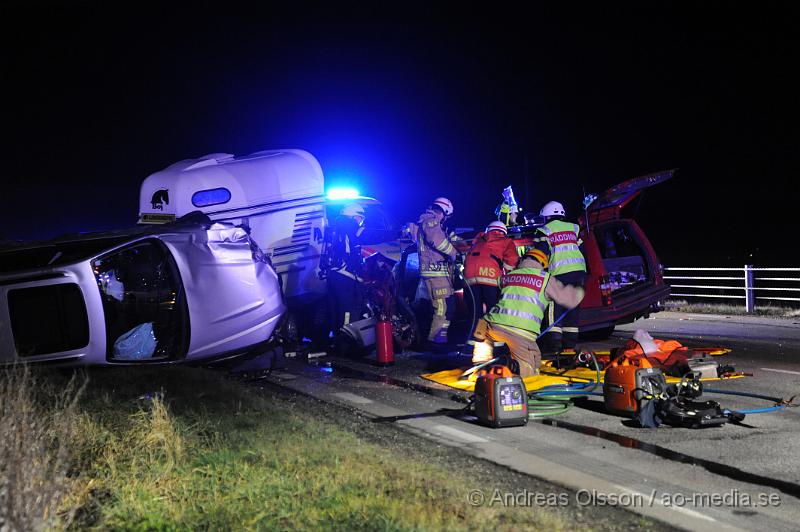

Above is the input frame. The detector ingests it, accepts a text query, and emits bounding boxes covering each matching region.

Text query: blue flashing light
[326,187,360,200]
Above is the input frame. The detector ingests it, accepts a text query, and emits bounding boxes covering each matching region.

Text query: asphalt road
[262,311,800,531]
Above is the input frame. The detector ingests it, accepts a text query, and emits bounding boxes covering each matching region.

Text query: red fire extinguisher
[376,320,394,366]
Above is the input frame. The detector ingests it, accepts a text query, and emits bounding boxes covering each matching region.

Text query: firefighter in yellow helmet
[472,247,584,377]
[405,197,458,348]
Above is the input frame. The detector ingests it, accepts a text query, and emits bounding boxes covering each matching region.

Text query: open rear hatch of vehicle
[580,170,675,329]
[585,169,675,224]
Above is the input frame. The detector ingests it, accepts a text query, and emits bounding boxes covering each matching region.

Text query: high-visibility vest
[539,220,586,275]
[485,267,551,335]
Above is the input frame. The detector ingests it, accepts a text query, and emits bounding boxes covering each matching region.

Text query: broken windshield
[92,239,188,361]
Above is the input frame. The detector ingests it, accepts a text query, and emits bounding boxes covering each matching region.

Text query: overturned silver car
[0,214,285,366]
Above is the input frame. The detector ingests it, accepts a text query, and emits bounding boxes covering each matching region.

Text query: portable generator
[473,365,529,428]
[603,363,666,417]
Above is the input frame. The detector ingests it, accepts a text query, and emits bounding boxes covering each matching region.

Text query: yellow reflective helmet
[524,248,549,268]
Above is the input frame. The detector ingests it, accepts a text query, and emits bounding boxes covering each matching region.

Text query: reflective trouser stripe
[562,326,579,333]
[494,323,539,341]
[547,303,562,334]
[430,299,450,341]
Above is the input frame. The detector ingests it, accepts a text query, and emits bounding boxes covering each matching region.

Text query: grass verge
[2,364,651,531]
[1,366,86,531]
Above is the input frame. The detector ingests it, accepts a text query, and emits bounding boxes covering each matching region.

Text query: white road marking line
[669,504,718,523]
[760,367,800,376]
[271,372,298,380]
[610,484,717,523]
[331,392,374,404]
[431,424,489,443]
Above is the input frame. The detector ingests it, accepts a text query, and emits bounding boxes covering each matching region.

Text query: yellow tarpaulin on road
[421,360,745,393]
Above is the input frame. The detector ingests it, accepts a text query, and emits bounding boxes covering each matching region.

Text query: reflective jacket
[321,215,364,281]
[538,219,586,276]
[485,263,586,338]
[411,212,457,279]
[463,231,519,286]
[485,267,551,335]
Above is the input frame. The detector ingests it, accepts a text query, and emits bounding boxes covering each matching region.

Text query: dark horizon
[2,2,798,266]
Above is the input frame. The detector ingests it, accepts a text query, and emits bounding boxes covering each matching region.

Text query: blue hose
[705,387,790,415]
[726,406,785,414]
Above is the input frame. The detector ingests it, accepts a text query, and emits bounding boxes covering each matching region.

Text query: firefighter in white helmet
[463,220,519,344]
[535,200,587,353]
[405,197,459,348]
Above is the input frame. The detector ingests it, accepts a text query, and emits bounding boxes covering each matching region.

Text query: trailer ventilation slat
[291,210,319,246]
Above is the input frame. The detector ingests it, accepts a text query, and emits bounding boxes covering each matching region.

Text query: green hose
[526,352,603,418]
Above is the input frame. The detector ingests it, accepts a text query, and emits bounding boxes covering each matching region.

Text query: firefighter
[463,220,519,343]
[535,200,587,352]
[405,197,457,347]
[322,203,367,349]
[494,185,521,227]
[472,248,585,378]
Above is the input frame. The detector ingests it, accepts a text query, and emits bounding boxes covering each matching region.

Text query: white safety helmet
[540,200,565,217]
[431,197,454,217]
[485,220,508,235]
[341,203,366,219]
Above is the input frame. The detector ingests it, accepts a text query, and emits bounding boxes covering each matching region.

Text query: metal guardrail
[664,266,800,312]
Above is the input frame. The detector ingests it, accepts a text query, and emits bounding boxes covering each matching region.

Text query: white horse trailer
[138,149,327,305]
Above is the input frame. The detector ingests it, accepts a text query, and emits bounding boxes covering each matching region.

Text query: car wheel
[277,311,300,347]
[392,300,419,351]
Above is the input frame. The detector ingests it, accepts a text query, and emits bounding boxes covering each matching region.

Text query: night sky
[2,2,798,266]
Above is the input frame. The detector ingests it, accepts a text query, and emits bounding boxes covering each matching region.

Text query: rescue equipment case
[474,365,529,428]
[604,364,666,417]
